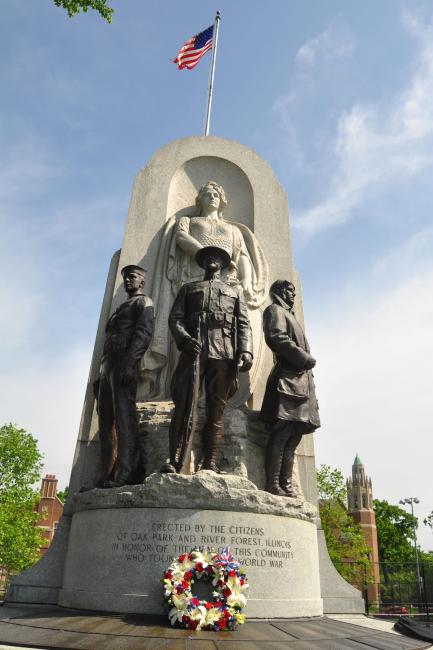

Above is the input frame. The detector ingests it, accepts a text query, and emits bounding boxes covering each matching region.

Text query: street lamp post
[399,497,422,606]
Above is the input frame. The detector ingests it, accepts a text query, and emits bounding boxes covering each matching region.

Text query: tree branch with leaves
[54,0,114,22]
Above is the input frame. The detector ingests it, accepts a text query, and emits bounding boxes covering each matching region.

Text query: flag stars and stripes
[173,24,214,70]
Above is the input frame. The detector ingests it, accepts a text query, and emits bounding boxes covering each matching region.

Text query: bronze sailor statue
[95,265,154,488]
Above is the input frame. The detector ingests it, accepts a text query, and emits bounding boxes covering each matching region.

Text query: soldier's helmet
[195,242,232,270]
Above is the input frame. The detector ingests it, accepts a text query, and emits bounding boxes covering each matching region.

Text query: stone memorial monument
[7,136,364,617]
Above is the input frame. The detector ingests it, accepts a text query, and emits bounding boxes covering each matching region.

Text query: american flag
[173,25,214,70]
[214,545,240,571]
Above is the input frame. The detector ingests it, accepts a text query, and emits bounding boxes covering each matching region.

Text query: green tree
[317,465,372,585]
[424,512,433,530]
[57,486,69,503]
[0,424,45,573]
[373,499,416,566]
[54,0,114,22]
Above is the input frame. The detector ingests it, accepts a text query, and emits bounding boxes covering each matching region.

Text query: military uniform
[260,296,320,430]
[260,292,319,496]
[168,277,252,472]
[98,292,154,485]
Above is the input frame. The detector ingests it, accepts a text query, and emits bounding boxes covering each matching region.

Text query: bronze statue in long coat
[261,280,320,496]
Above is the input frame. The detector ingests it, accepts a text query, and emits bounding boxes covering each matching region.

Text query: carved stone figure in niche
[95,265,154,488]
[260,280,320,497]
[143,181,268,399]
[161,245,253,474]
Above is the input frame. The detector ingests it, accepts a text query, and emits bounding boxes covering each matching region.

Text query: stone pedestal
[59,473,323,618]
[138,400,303,495]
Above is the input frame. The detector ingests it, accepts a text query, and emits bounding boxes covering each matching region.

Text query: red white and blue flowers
[162,546,248,631]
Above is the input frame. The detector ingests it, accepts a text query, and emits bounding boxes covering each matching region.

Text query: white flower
[188,605,207,630]
[227,574,248,593]
[191,550,209,568]
[205,607,222,626]
[169,606,185,626]
[227,592,247,608]
[172,593,188,610]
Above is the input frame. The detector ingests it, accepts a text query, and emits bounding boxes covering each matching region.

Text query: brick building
[35,474,64,557]
[347,454,380,604]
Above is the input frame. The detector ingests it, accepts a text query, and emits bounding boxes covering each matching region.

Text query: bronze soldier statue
[261,280,320,496]
[96,265,154,488]
[161,245,253,474]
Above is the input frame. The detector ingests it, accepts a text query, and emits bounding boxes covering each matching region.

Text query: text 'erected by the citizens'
[110,521,294,569]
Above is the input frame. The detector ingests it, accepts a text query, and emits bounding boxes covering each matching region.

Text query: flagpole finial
[216,10,221,19]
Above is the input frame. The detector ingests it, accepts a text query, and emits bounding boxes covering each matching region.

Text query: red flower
[188,620,199,630]
[191,597,200,607]
[223,609,231,620]
[222,588,232,598]
[181,580,189,589]
[229,570,236,577]
[184,571,193,581]
[188,553,194,560]
[205,602,213,610]
[217,619,227,629]
[240,578,245,585]
[176,585,184,593]
[214,600,223,608]
[195,562,204,572]
[164,571,173,580]
[178,554,187,562]
[182,615,189,623]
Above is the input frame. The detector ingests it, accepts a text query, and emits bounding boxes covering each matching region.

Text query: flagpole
[204,10,221,136]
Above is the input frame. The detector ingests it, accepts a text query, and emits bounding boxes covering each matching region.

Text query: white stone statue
[142,181,269,399]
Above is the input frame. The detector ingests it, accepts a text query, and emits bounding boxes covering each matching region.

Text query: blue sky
[1,1,432,549]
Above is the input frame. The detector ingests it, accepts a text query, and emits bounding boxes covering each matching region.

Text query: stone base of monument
[58,472,323,618]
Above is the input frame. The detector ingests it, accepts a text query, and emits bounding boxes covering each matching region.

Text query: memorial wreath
[162,546,248,631]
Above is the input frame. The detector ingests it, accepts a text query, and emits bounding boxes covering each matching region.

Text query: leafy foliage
[316,464,347,502]
[373,499,416,565]
[53,0,114,22]
[0,424,44,573]
[317,465,372,585]
[423,512,433,530]
[57,486,69,503]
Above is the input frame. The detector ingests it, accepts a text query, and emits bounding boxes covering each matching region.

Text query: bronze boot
[202,420,223,472]
[279,431,303,498]
[265,432,286,496]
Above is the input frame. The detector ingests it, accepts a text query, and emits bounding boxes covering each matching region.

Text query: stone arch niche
[167,156,254,230]
[143,155,263,404]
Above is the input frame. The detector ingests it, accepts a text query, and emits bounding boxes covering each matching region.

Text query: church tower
[347,454,380,605]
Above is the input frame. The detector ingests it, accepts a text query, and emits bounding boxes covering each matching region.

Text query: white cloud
[272,20,355,172]
[311,263,433,550]
[294,12,433,235]
[296,22,355,69]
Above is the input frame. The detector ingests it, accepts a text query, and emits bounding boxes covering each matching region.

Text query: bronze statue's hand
[304,356,316,370]
[238,351,253,372]
[119,362,136,385]
[183,337,202,356]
